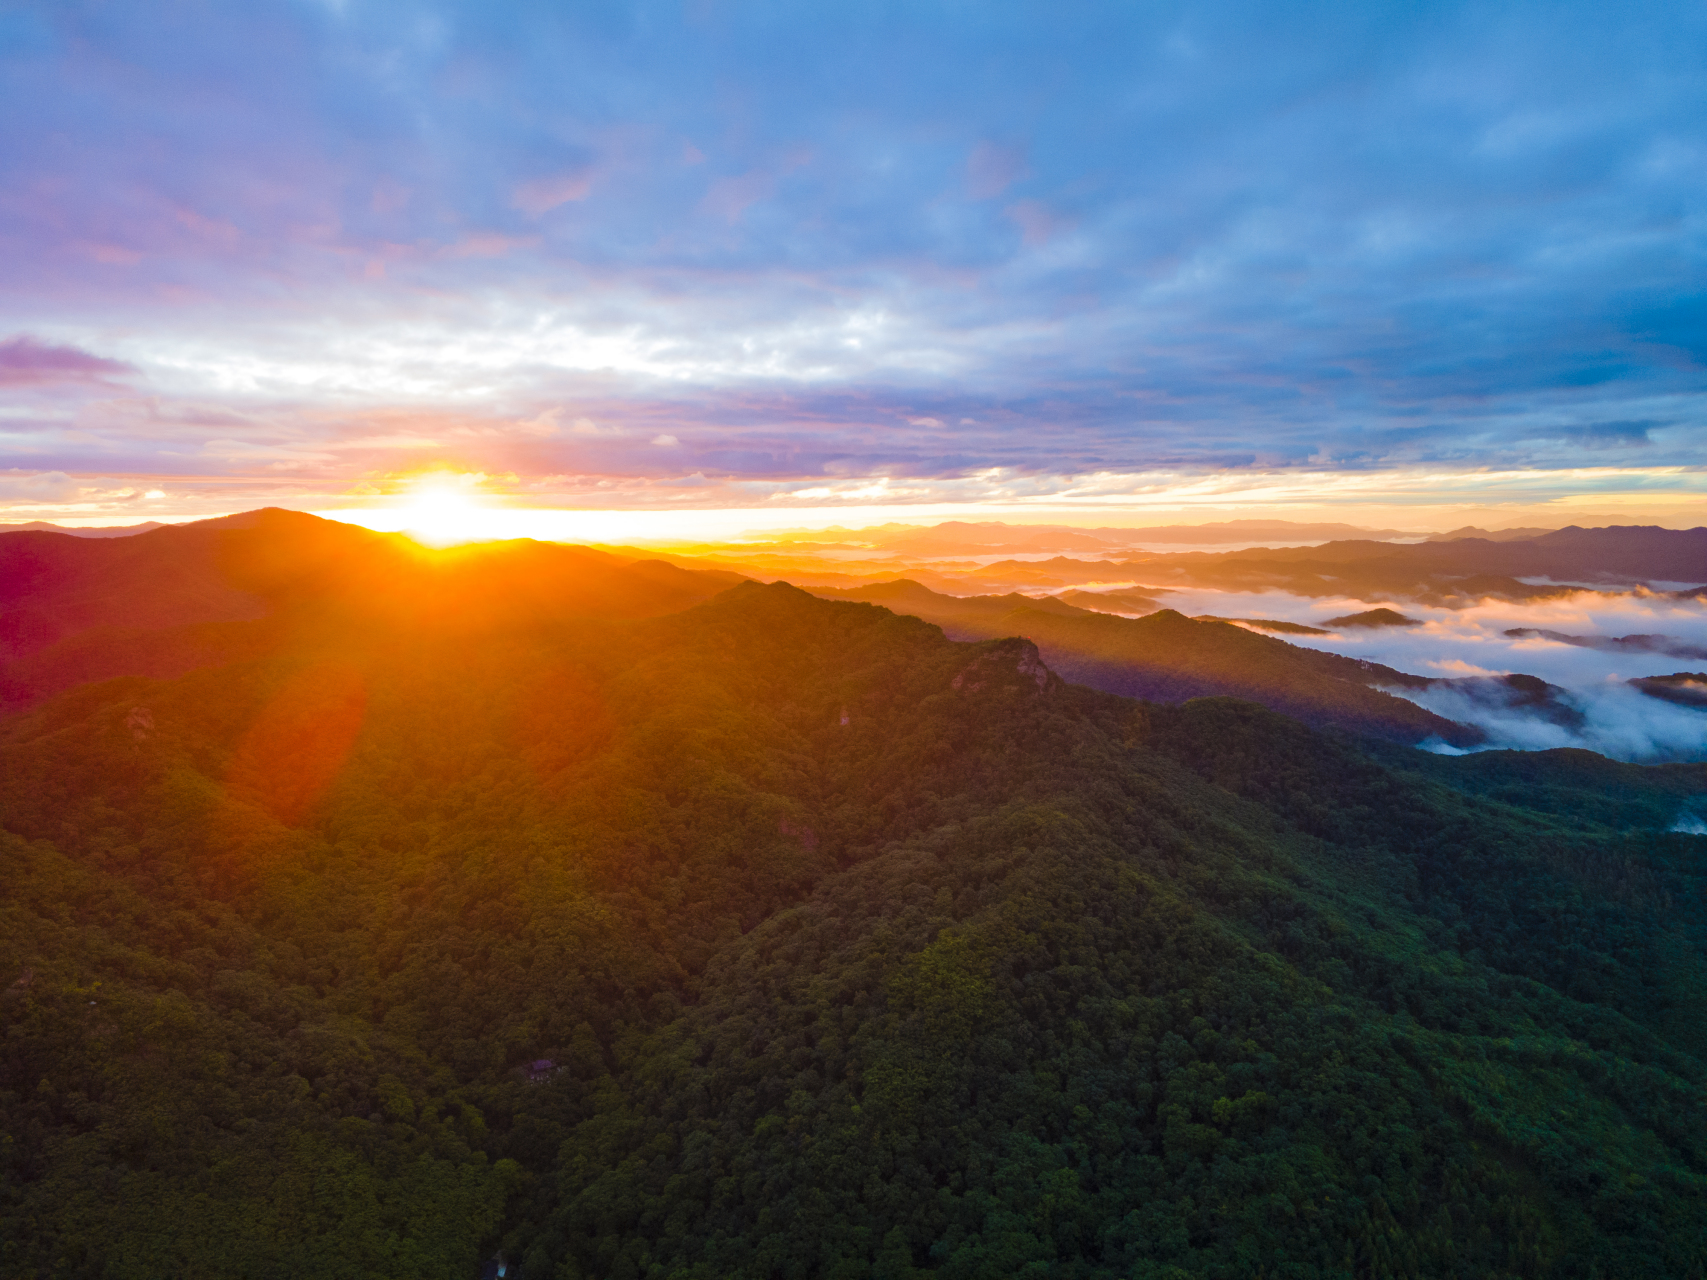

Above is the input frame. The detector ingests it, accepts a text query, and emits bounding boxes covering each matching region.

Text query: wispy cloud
[0,336,135,387]
[1098,581,1707,761]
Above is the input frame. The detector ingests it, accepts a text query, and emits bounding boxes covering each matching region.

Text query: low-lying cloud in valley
[1134,586,1707,762]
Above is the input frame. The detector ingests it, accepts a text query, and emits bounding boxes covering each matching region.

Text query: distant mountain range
[1423,524,1558,542]
[660,521,1706,600]
[860,518,1423,551]
[0,519,166,537]
[1114,525,1707,601]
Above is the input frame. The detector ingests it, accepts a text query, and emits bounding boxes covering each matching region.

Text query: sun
[401,479,489,546]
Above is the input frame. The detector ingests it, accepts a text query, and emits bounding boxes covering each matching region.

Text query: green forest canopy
[2,531,1705,1279]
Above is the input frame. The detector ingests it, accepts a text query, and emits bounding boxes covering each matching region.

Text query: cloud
[1087,578,1707,761]
[1284,590,1707,761]
[569,417,623,437]
[0,336,135,387]
[1005,200,1067,247]
[0,470,83,502]
[700,172,772,223]
[1527,420,1657,447]
[439,233,538,259]
[513,171,594,215]
[967,142,1026,199]
[1406,675,1707,763]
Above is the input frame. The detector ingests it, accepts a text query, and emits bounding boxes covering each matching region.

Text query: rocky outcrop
[951,637,1058,695]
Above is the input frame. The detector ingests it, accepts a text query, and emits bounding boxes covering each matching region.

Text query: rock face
[951,637,1057,695]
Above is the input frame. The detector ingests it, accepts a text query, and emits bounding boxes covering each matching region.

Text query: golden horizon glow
[398,476,492,547]
[6,465,1705,543]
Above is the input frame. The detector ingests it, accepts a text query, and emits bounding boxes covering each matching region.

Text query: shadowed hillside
[812,582,1475,746]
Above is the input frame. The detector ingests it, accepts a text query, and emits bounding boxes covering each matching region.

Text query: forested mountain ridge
[1,549,1705,1276]
[811,581,1474,746]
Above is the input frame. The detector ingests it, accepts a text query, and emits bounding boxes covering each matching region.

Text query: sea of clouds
[1111,584,1707,766]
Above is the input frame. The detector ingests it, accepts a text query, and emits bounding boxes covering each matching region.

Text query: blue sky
[1,0,1704,528]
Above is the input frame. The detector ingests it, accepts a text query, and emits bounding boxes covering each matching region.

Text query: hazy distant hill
[1122,525,1707,600]
[863,521,1130,555]
[0,520,165,537]
[1423,524,1556,542]
[1,550,1703,1276]
[681,521,1703,601]
[1108,517,1414,543]
[703,519,1419,560]
[810,578,1105,625]
[1054,587,1167,615]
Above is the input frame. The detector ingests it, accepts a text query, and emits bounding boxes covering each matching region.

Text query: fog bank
[1100,583,1707,762]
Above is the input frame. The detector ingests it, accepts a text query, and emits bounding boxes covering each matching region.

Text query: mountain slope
[0,510,741,713]
[1,567,1703,1277]
[813,582,1472,746]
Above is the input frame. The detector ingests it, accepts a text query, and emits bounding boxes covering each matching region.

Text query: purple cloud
[0,336,135,387]
[967,142,1027,200]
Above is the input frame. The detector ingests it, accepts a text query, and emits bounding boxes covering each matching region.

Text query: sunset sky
[2,1,1704,537]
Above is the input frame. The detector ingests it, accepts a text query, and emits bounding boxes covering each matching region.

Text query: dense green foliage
[3,574,1705,1278]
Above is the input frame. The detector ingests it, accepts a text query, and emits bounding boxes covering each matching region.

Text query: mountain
[864,521,1131,555]
[865,519,1419,552]
[811,581,1473,746]
[1054,588,1167,615]
[1126,526,1707,600]
[686,520,1417,560]
[0,509,743,713]
[1108,518,1413,544]
[809,579,1105,625]
[642,522,1705,601]
[1423,525,1556,542]
[1323,608,1421,629]
[0,520,165,537]
[1632,673,1707,710]
[2,524,1705,1277]
[1506,629,1707,660]
[1191,615,1330,635]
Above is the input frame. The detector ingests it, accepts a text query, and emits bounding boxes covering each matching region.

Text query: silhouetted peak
[1324,608,1420,629]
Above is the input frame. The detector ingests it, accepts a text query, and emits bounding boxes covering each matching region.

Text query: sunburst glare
[401,476,490,546]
